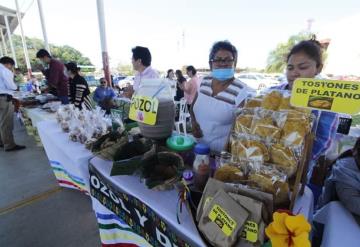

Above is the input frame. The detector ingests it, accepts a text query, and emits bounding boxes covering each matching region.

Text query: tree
[5,35,92,73]
[116,63,134,76]
[266,32,313,73]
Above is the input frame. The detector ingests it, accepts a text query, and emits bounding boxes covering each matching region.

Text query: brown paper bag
[199,189,249,247]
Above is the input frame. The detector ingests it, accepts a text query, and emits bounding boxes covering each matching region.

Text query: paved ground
[0,117,101,247]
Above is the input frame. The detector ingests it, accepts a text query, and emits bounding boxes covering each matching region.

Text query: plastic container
[136,79,175,140]
[193,143,210,191]
[166,135,195,166]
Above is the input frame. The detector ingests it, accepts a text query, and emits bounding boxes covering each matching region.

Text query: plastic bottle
[193,143,210,191]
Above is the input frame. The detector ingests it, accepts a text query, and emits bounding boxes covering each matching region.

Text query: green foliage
[4,35,92,73]
[116,63,134,76]
[266,32,314,73]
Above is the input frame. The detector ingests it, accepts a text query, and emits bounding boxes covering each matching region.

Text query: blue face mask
[211,68,235,81]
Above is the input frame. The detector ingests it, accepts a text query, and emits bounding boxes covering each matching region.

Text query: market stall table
[37,120,93,193]
[314,201,360,247]
[89,156,314,247]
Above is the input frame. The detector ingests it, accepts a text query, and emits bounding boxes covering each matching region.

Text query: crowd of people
[0,39,359,224]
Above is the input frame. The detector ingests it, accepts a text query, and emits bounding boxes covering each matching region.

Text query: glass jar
[193,143,210,191]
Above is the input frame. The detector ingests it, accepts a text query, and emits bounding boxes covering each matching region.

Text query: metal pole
[4,15,17,67]
[96,0,111,87]
[37,0,50,53]
[0,29,8,55]
[15,0,32,77]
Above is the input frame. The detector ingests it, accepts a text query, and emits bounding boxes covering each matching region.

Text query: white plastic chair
[175,98,191,135]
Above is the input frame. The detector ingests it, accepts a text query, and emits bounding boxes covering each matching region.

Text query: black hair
[186,65,197,76]
[175,70,186,83]
[209,40,238,67]
[36,49,51,58]
[65,62,80,74]
[131,46,151,67]
[0,56,15,66]
[287,38,323,68]
[166,69,174,78]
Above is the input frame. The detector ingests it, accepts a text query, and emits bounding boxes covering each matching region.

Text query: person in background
[190,41,252,152]
[166,69,175,80]
[319,138,360,217]
[131,46,159,93]
[166,69,176,98]
[26,75,41,94]
[36,49,69,104]
[271,38,338,182]
[93,78,116,114]
[174,69,185,101]
[0,56,25,151]
[180,65,198,106]
[65,62,92,110]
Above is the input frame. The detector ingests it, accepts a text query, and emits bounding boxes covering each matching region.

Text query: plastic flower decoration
[265,211,311,247]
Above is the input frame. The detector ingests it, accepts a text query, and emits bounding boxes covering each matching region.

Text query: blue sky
[2,0,360,71]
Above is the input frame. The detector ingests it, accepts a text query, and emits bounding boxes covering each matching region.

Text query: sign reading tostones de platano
[290,78,360,114]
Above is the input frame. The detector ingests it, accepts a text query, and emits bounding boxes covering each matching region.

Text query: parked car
[117,76,135,88]
[236,73,279,90]
[84,75,99,87]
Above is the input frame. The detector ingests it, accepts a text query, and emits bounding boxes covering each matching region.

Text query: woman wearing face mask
[65,62,92,110]
[190,40,253,153]
[272,38,338,181]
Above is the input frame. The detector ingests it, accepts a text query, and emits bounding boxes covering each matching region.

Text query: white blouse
[193,78,253,152]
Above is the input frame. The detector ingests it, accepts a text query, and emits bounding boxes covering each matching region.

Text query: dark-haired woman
[272,39,338,180]
[65,62,92,110]
[174,70,185,101]
[190,41,253,152]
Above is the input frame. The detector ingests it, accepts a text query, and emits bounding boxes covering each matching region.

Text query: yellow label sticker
[241,221,258,243]
[203,196,213,210]
[129,95,159,125]
[290,78,360,114]
[208,204,237,237]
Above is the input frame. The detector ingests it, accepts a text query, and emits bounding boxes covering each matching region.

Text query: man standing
[131,46,159,93]
[0,56,25,151]
[36,49,69,104]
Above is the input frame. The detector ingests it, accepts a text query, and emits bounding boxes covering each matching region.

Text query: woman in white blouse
[190,41,253,153]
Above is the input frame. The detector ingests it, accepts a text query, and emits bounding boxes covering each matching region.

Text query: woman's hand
[192,120,203,138]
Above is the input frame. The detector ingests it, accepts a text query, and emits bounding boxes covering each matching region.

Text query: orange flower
[265,212,311,247]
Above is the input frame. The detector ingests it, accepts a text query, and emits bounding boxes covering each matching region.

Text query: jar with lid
[193,143,210,191]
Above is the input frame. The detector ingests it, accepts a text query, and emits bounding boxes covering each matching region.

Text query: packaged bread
[278,96,293,110]
[232,139,270,162]
[199,189,249,247]
[234,115,253,134]
[261,91,282,110]
[251,118,281,141]
[281,117,310,146]
[269,144,297,176]
[244,98,262,108]
[214,165,246,183]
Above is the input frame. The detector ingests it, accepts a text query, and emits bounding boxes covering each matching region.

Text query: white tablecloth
[314,201,360,247]
[37,120,93,192]
[90,156,207,247]
[24,108,56,128]
[89,156,314,247]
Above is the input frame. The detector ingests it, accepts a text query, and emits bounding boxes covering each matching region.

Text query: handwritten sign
[129,95,159,125]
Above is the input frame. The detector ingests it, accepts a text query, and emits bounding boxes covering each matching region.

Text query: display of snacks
[269,144,297,176]
[219,90,314,211]
[261,91,282,110]
[214,165,245,183]
[231,139,270,162]
[55,105,116,144]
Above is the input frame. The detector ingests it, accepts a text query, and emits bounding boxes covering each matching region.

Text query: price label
[129,95,159,125]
